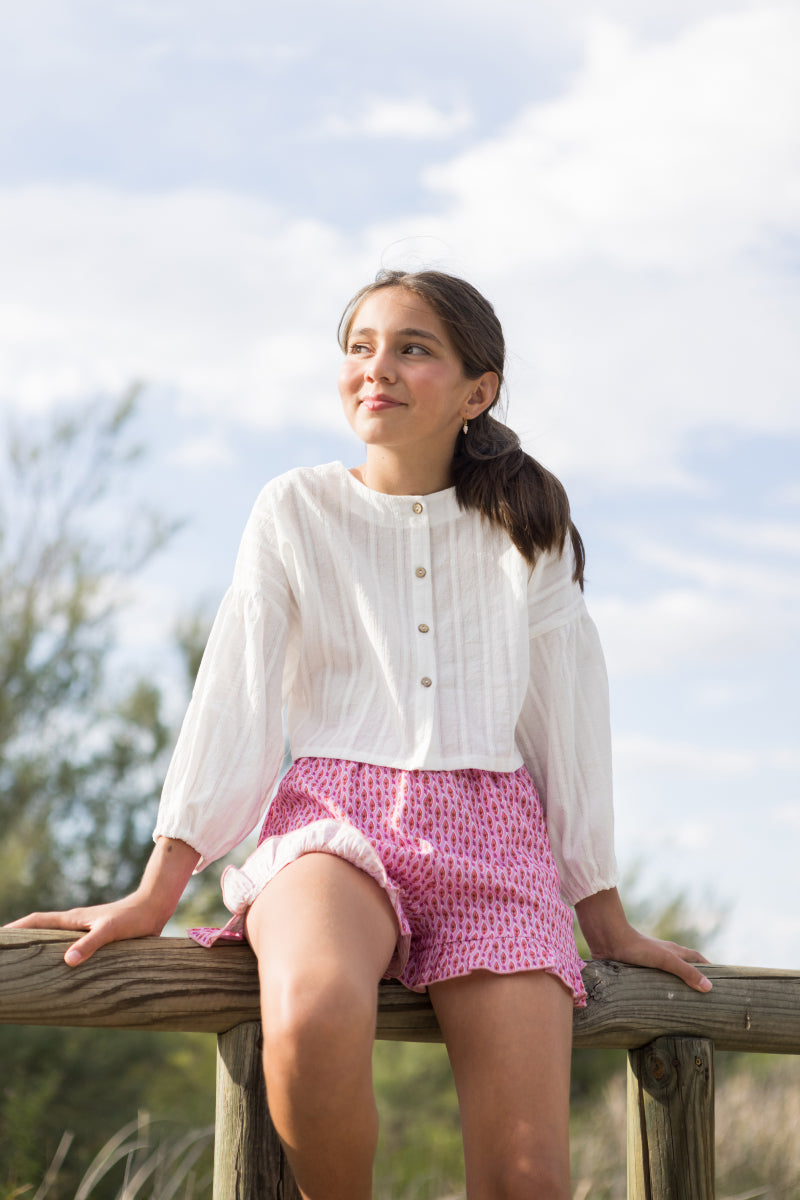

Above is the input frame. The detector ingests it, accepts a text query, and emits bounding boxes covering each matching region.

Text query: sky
[1,0,798,970]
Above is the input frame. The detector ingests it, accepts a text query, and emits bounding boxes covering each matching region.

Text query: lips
[360,393,403,411]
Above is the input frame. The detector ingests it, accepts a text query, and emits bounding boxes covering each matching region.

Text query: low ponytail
[453,411,585,588]
[339,268,585,587]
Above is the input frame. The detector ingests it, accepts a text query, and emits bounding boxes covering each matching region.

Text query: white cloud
[1,6,798,498]
[347,8,800,489]
[321,97,472,141]
[140,39,306,67]
[168,434,236,469]
[773,482,800,507]
[421,8,800,271]
[593,586,782,676]
[0,185,367,426]
[632,539,800,600]
[614,732,758,778]
[703,518,800,558]
[773,802,800,829]
[709,910,798,969]
[672,820,715,852]
[693,682,751,710]
[591,521,800,679]
[612,736,800,794]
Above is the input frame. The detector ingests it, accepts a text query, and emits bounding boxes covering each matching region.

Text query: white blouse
[154,461,617,905]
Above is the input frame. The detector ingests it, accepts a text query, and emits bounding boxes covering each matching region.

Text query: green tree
[0,389,182,917]
[0,394,221,1197]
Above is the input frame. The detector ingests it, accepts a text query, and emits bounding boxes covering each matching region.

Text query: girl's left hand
[595,925,712,993]
[574,887,712,994]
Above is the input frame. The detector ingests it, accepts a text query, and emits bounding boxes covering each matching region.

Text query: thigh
[428,970,574,1195]
[245,851,399,1020]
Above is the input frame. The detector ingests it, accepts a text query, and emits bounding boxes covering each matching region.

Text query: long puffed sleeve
[153,489,298,870]
[515,547,618,906]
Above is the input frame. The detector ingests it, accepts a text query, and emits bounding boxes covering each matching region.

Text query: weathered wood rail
[2,929,799,1198]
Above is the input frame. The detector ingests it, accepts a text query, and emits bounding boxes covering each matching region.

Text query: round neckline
[339,461,456,501]
[330,461,461,524]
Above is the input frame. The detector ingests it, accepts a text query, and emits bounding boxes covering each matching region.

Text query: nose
[365,344,395,383]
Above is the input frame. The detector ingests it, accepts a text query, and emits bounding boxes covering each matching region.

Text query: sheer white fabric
[154,461,617,905]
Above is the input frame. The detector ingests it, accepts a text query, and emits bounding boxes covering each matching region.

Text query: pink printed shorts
[189,757,587,1007]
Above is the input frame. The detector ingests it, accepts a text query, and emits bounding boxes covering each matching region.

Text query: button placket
[409,502,436,751]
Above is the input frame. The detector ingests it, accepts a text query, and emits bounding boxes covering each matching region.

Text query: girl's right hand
[4,895,169,966]
[3,836,201,966]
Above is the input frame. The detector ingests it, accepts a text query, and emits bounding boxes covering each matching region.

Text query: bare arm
[575,886,712,994]
[4,836,200,966]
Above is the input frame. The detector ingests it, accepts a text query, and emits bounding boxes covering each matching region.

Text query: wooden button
[412,502,423,514]
[415,567,427,578]
[418,623,430,633]
[420,677,432,687]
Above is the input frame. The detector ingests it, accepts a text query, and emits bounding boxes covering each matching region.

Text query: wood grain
[1,931,799,1051]
[214,1021,302,1200]
[627,1036,715,1199]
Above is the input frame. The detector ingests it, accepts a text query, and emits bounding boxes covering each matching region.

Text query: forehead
[350,287,449,339]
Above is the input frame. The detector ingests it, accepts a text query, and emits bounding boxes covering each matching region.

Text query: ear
[463,372,499,421]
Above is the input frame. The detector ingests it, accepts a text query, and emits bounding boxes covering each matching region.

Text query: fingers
[3,908,115,966]
[6,897,168,968]
[673,959,713,994]
[2,911,89,967]
[654,945,713,994]
[4,910,90,932]
[660,939,710,966]
[679,946,711,966]
[613,932,714,995]
[64,926,110,966]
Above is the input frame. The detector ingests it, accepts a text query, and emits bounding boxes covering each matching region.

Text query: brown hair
[338,269,585,587]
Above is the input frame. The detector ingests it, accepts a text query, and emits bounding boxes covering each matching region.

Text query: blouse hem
[287,747,525,774]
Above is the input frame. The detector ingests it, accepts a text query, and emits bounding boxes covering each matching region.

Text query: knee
[261,962,376,1077]
[482,1150,570,1200]
[472,1132,573,1200]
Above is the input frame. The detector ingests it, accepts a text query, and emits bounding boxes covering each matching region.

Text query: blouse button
[418,623,430,633]
[415,566,427,578]
[420,676,432,688]
[412,502,423,514]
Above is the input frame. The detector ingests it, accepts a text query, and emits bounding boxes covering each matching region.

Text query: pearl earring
[462,419,469,435]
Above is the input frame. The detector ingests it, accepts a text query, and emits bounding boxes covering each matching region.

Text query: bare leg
[244,853,398,1200]
[428,970,574,1200]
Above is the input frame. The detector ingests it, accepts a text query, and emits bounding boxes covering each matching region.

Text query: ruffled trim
[398,933,587,1007]
[187,818,411,976]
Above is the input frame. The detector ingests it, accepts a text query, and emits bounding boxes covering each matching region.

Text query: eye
[347,341,370,355]
[402,343,430,356]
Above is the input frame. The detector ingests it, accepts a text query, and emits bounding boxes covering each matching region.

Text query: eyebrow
[350,325,446,347]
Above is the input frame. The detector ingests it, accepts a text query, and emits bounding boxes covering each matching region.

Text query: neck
[356,446,454,496]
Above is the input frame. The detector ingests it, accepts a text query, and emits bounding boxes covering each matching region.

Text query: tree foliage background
[0,394,222,1196]
[0,390,178,917]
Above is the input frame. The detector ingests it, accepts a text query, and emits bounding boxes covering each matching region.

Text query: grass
[3,1115,213,1200]
[569,1055,800,1200]
[6,1055,799,1199]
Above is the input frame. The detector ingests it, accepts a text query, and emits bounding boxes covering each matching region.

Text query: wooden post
[627,1035,714,1200]
[213,1020,301,1200]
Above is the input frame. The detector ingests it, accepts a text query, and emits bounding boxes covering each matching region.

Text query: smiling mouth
[360,394,403,411]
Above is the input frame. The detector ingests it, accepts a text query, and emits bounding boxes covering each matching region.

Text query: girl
[9,270,711,1200]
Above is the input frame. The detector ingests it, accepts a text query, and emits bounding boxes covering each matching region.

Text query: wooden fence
[1,929,799,1198]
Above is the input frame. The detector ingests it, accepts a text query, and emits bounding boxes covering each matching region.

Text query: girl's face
[338,287,496,458]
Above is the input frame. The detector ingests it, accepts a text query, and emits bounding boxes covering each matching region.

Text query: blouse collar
[333,461,463,524]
